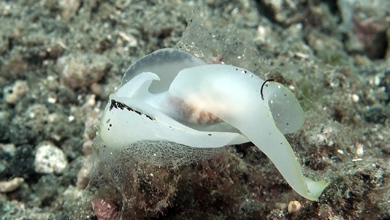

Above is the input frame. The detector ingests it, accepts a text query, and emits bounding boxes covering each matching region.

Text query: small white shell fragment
[352,94,360,103]
[118,32,137,47]
[34,142,69,174]
[0,177,24,193]
[356,143,364,157]
[68,115,75,122]
[374,75,381,86]
[47,93,57,103]
[295,52,309,59]
[257,25,266,36]
[352,158,363,162]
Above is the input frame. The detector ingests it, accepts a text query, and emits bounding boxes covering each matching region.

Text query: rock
[288,201,302,213]
[0,143,15,178]
[0,177,24,192]
[76,156,90,189]
[259,0,298,24]
[0,143,16,157]
[34,142,69,174]
[57,53,112,89]
[3,80,29,104]
[338,0,390,59]
[59,0,81,20]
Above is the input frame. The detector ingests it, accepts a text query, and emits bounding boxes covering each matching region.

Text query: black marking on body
[109,100,155,121]
[134,110,142,115]
[261,79,275,100]
[109,100,116,110]
[145,115,153,120]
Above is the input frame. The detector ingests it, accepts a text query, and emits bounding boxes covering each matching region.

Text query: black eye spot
[286,123,289,125]
[109,124,112,127]
[208,134,212,136]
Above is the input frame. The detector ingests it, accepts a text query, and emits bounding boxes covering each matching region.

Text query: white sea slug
[98,48,329,201]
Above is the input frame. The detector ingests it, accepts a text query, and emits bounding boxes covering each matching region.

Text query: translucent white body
[99,48,329,201]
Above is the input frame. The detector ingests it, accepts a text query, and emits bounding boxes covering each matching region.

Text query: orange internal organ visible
[169,96,222,125]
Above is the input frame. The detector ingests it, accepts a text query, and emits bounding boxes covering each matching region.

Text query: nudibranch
[98,48,329,201]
